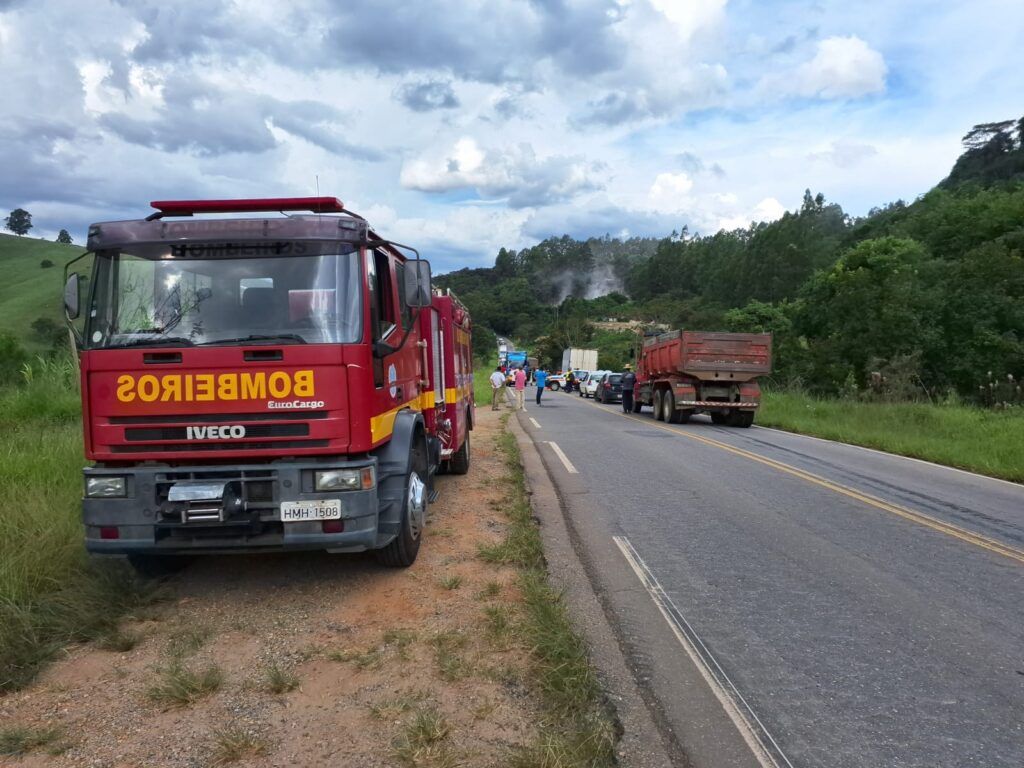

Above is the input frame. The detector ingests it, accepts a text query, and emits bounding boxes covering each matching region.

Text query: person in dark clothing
[620,364,636,413]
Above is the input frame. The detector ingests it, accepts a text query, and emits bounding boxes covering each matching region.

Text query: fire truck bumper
[82,459,385,556]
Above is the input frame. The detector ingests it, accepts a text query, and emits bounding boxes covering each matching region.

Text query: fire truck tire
[710,411,729,425]
[728,410,755,428]
[653,390,665,421]
[449,429,471,475]
[376,438,428,568]
[126,554,191,578]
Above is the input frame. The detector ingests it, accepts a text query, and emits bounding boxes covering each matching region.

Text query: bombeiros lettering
[116,370,315,403]
[186,425,247,440]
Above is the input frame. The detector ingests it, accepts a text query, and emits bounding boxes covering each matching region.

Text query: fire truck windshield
[84,246,363,349]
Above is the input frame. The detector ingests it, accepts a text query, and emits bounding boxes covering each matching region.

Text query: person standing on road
[489,366,505,411]
[565,370,575,393]
[513,366,527,410]
[620,364,636,414]
[534,368,548,406]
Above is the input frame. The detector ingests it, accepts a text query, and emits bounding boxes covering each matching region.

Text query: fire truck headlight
[316,468,375,492]
[86,476,126,498]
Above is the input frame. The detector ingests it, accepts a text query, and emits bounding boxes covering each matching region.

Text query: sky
[1,0,1022,272]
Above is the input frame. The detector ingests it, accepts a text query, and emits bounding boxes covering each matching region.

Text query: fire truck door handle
[394,386,403,400]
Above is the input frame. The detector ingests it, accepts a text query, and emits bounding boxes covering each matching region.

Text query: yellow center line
[586,397,1024,565]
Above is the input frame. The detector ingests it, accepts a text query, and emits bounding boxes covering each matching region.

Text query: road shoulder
[510,411,675,768]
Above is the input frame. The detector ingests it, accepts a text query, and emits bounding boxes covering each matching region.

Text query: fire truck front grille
[108,410,331,453]
[123,424,309,441]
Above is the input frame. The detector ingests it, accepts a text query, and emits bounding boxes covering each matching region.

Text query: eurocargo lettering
[63,197,474,572]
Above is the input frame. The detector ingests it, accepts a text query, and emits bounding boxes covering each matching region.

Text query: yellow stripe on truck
[370,392,439,443]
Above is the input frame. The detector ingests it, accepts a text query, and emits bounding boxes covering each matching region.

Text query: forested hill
[439,116,1024,402]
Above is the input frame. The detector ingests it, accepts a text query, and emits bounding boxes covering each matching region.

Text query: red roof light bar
[150,197,346,217]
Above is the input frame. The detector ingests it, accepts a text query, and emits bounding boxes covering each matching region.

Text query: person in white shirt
[489,366,506,411]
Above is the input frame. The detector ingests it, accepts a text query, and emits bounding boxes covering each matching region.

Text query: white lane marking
[752,425,1024,492]
[545,441,578,474]
[613,535,792,768]
[529,417,542,429]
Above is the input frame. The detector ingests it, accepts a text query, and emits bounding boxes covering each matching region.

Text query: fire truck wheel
[653,390,664,421]
[449,429,471,475]
[126,554,192,578]
[376,439,428,568]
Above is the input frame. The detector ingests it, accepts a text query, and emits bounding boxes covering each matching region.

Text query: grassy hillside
[0,234,84,351]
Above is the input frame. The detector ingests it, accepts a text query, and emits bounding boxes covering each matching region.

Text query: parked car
[594,372,624,403]
[546,372,566,390]
[581,370,609,398]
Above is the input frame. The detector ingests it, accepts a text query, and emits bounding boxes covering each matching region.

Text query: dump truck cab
[63,197,467,570]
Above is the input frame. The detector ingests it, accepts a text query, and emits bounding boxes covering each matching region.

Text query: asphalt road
[514,388,1024,768]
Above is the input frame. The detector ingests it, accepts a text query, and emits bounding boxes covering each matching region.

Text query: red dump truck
[632,330,772,427]
[62,197,473,572]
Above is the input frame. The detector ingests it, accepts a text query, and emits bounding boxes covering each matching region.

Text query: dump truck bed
[641,330,772,381]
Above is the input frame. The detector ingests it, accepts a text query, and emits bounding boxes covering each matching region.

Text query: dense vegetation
[439,117,1024,403]
[0,357,148,691]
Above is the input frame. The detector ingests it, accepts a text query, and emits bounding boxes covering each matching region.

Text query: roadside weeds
[488,413,618,767]
[0,406,618,767]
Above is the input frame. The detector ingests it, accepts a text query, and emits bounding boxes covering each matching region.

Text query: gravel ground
[0,408,540,768]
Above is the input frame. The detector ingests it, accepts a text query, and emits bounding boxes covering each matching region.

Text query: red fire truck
[62,197,473,571]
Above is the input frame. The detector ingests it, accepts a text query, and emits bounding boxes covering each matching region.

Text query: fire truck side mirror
[64,272,80,320]
[404,260,432,308]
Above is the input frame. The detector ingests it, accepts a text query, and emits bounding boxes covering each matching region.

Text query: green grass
[486,415,617,768]
[0,233,83,353]
[759,391,1024,483]
[146,661,224,707]
[0,369,153,692]
[473,353,499,407]
[392,707,456,768]
[0,725,65,757]
[261,662,300,694]
[209,727,269,765]
[437,573,463,590]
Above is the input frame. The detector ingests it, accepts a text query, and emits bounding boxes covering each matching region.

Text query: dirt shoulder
[0,409,556,767]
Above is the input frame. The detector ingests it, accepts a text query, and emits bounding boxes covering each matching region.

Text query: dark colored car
[594,373,623,403]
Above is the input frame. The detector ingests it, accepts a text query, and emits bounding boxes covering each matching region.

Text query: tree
[4,208,32,236]
[56,229,73,244]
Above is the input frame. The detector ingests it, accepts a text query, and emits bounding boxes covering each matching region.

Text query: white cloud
[795,35,887,99]
[649,0,727,41]
[808,140,878,168]
[400,139,604,208]
[716,197,786,231]
[648,172,694,212]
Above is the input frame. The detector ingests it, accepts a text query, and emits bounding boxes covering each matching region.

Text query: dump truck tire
[711,412,728,425]
[653,390,665,421]
[728,410,755,428]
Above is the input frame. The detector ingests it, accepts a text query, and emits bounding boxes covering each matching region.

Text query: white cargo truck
[561,347,598,373]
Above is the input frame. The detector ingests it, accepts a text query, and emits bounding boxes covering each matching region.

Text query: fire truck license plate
[280,499,342,522]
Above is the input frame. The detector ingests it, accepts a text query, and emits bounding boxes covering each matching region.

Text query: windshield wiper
[199,334,307,346]
[109,336,196,348]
